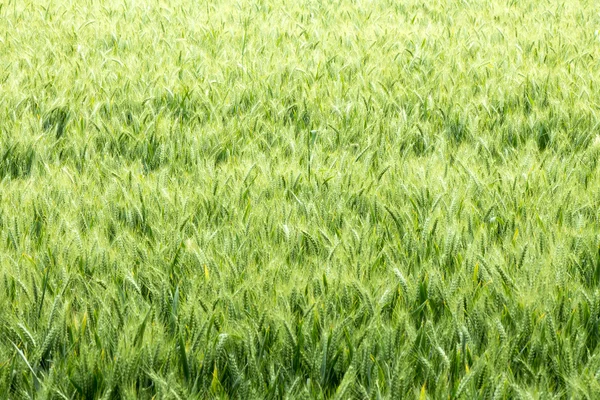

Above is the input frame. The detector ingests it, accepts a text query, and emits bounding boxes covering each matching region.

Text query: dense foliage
[1,0,600,398]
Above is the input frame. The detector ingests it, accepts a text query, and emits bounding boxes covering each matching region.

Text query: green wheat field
[1,0,600,398]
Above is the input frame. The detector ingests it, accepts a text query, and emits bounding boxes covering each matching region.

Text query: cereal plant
[1,0,600,398]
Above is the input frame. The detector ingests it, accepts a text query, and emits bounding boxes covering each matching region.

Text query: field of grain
[1,0,600,398]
